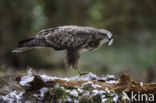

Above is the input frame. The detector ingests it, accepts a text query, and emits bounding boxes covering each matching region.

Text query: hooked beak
[108,38,113,46]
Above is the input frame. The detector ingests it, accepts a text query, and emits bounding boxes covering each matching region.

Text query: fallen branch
[15,73,156,94]
[1,70,156,103]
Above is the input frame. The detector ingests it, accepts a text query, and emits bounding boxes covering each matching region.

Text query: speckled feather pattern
[14,25,113,69]
[36,26,109,51]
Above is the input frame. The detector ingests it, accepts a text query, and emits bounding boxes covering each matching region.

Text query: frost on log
[0,69,156,103]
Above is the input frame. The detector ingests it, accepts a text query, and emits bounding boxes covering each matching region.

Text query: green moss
[79,94,101,103]
[107,97,114,103]
[43,87,118,103]
[79,97,91,103]
[47,87,69,103]
[92,94,102,103]
[105,93,114,103]
[82,85,93,91]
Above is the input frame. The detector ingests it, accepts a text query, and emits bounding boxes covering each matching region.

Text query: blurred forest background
[0,0,156,81]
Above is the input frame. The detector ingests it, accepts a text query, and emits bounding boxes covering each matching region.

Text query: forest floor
[0,68,156,103]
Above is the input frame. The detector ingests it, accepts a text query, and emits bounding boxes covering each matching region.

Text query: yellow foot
[75,68,89,76]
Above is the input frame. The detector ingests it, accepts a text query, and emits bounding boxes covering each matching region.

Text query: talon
[79,72,89,76]
[75,68,88,76]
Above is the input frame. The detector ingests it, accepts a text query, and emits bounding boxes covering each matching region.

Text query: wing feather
[35,26,103,50]
[36,28,57,39]
[46,26,101,50]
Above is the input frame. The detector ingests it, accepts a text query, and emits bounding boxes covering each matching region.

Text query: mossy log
[15,73,156,94]
[1,72,156,103]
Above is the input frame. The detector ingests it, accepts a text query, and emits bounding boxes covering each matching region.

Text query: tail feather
[12,47,34,53]
[18,38,45,48]
[12,38,47,53]
[12,37,64,53]
[19,38,36,47]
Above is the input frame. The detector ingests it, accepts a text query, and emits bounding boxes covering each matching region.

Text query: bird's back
[36,26,104,50]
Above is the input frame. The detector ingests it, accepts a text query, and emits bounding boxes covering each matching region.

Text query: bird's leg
[66,50,89,76]
[75,67,89,76]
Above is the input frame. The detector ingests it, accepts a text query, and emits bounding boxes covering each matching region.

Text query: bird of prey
[12,25,113,75]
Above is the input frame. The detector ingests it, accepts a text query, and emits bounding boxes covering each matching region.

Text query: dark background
[0,0,156,81]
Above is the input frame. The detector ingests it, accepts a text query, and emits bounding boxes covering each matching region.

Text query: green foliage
[107,97,114,103]
[47,87,68,103]
[82,85,93,91]
[79,94,101,103]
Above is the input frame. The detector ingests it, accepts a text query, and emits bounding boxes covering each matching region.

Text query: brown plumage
[12,25,113,75]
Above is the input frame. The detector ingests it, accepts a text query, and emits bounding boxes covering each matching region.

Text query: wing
[46,26,103,50]
[36,28,57,39]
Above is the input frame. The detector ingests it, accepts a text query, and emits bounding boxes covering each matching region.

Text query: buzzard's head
[99,29,113,46]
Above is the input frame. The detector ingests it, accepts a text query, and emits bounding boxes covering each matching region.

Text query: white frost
[92,84,102,88]
[69,72,98,81]
[40,74,71,83]
[65,96,72,102]
[40,87,49,99]
[81,91,90,97]
[40,74,57,82]
[92,89,108,103]
[74,99,78,103]
[33,87,49,100]
[77,88,84,93]
[92,90,99,95]
[100,74,119,84]
[14,70,120,102]
[101,98,107,103]
[82,81,101,88]
[27,68,33,76]
[101,74,115,80]
[113,94,119,103]
[60,87,65,90]
[40,87,49,95]
[66,89,70,93]
[140,81,143,87]
[106,80,119,84]
[19,76,34,87]
[1,91,24,103]
[39,72,118,83]
[67,89,78,97]
[79,72,98,80]
[93,90,105,96]
[58,99,62,103]
[82,81,93,85]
